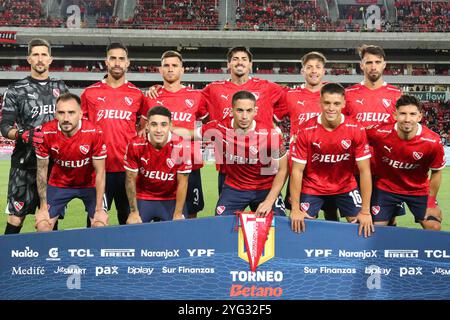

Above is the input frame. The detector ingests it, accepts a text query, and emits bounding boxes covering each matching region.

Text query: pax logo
[185,99,194,109]
[341,139,351,150]
[399,267,422,277]
[124,96,133,106]
[300,202,310,212]
[79,145,90,155]
[413,151,423,160]
[371,206,380,215]
[13,201,24,212]
[166,158,175,169]
[238,211,274,271]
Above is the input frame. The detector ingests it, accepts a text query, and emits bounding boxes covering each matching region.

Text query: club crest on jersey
[216,206,225,215]
[79,145,90,155]
[249,145,258,155]
[53,88,60,98]
[300,202,310,212]
[250,92,260,100]
[185,99,194,109]
[413,151,423,160]
[166,158,175,169]
[371,206,380,215]
[382,98,392,108]
[13,201,24,212]
[341,139,351,150]
[124,96,133,106]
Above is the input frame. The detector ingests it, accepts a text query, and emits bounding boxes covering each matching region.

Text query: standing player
[34,93,108,231]
[0,38,69,234]
[277,51,339,221]
[81,43,144,225]
[125,106,192,223]
[202,47,287,194]
[139,51,208,219]
[290,83,373,237]
[344,44,403,225]
[367,95,445,230]
[198,91,288,217]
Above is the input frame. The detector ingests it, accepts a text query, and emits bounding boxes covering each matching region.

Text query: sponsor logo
[53,88,60,98]
[68,249,95,258]
[79,145,90,155]
[311,153,351,163]
[432,267,450,275]
[341,139,351,150]
[55,158,90,168]
[216,206,225,215]
[51,147,60,154]
[172,112,192,122]
[383,145,393,153]
[356,98,364,105]
[312,141,322,149]
[140,249,180,259]
[11,247,39,258]
[399,267,422,277]
[238,211,275,271]
[128,266,154,275]
[300,202,310,212]
[371,206,380,215]
[304,249,333,257]
[97,96,106,102]
[185,99,194,108]
[31,105,56,118]
[100,249,135,257]
[356,112,390,123]
[297,100,305,106]
[95,266,118,276]
[384,250,419,258]
[13,201,24,212]
[139,169,175,181]
[381,157,420,170]
[338,250,377,259]
[424,250,450,259]
[124,96,133,106]
[27,93,38,99]
[156,100,164,105]
[140,157,149,165]
[365,265,391,276]
[220,94,229,101]
[229,271,283,297]
[96,109,132,121]
[54,266,86,274]
[46,247,61,261]
[162,266,215,274]
[303,267,356,274]
[187,249,215,257]
[413,151,423,160]
[11,266,45,275]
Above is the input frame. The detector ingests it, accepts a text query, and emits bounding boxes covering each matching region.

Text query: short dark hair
[395,95,422,112]
[161,50,183,64]
[358,44,386,60]
[106,42,128,56]
[232,90,256,106]
[227,46,253,62]
[320,83,345,97]
[28,38,51,56]
[147,106,172,121]
[301,51,327,67]
[56,92,81,107]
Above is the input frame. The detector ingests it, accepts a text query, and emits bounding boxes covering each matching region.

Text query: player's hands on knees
[172,212,185,221]
[127,211,143,224]
[255,200,273,217]
[35,207,51,231]
[425,206,442,222]
[353,211,374,238]
[290,208,314,233]
[145,84,162,98]
[92,209,109,227]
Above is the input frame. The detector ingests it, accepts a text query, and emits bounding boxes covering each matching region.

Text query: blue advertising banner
[1,216,449,300]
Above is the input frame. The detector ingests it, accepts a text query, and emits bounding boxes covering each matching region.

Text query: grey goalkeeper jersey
[0,76,69,169]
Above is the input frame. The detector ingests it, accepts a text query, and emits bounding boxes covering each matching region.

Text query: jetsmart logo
[238,211,275,271]
[100,249,135,257]
[384,250,419,258]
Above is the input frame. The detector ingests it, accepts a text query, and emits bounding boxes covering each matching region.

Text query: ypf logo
[371,206,380,215]
[185,99,194,109]
[341,139,351,150]
[413,151,423,160]
[166,158,175,169]
[124,96,133,106]
[238,211,274,271]
[79,145,90,155]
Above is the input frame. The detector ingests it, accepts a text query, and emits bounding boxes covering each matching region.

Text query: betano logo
[237,211,275,271]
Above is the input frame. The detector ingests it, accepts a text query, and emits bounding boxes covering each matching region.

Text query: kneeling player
[125,106,191,224]
[198,91,288,217]
[35,93,108,231]
[290,83,374,237]
[366,95,445,230]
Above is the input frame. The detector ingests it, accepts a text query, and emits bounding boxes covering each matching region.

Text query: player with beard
[0,38,68,234]
[81,43,144,225]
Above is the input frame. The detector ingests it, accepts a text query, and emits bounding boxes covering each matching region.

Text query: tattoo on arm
[36,158,49,205]
[125,171,138,212]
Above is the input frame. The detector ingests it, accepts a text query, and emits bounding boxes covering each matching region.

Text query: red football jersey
[124,133,192,200]
[36,119,107,188]
[291,115,371,195]
[202,77,286,125]
[366,123,446,196]
[344,82,402,127]
[199,117,286,191]
[280,85,321,136]
[81,80,143,172]
[141,86,208,170]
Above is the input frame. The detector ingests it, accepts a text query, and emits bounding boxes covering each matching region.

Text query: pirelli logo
[384,250,419,258]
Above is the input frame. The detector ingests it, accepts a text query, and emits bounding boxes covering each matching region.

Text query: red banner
[356,0,378,4]
[0,31,17,43]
